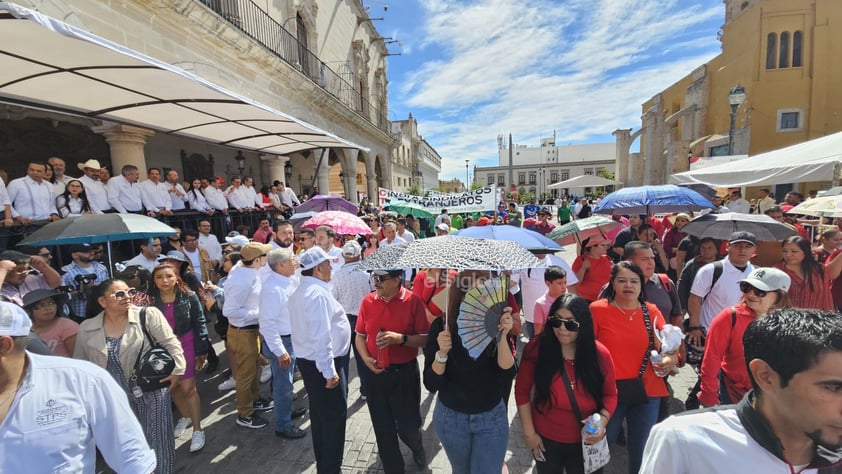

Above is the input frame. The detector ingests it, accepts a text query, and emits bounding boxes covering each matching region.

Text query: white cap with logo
[0,301,32,336]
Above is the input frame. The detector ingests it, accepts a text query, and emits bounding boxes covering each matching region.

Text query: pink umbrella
[302,210,372,235]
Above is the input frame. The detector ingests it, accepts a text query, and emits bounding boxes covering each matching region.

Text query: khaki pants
[228,326,260,417]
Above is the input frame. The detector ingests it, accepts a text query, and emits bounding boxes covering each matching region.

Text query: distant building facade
[391,114,442,193]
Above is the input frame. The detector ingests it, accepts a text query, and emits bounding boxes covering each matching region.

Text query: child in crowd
[532,266,568,336]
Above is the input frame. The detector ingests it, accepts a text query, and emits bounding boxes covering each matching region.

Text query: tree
[407,184,421,196]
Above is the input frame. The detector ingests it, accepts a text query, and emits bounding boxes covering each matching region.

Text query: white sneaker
[259,364,272,384]
[173,417,192,438]
[189,430,206,452]
[217,376,236,391]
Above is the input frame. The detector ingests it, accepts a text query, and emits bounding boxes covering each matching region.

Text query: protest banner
[378,186,501,214]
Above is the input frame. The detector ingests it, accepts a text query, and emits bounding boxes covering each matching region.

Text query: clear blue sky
[365,0,724,180]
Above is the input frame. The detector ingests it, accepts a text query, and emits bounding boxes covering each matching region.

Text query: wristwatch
[400,334,408,346]
[434,352,448,364]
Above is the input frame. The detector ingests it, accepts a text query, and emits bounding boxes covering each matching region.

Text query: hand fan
[457,275,509,359]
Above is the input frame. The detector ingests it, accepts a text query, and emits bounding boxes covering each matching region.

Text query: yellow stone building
[615,0,842,197]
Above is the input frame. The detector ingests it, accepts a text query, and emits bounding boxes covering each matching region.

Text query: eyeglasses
[32,299,57,310]
[739,282,767,298]
[372,274,397,283]
[14,266,32,276]
[111,288,138,299]
[547,317,580,332]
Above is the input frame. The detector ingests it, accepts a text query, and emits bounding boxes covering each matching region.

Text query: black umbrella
[681,212,796,241]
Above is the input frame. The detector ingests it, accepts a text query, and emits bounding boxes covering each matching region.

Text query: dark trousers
[536,435,594,474]
[366,361,423,474]
[347,314,369,397]
[298,354,349,474]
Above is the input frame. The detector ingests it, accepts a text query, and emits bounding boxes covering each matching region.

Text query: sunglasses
[372,274,397,283]
[547,317,580,332]
[739,282,767,297]
[111,288,138,299]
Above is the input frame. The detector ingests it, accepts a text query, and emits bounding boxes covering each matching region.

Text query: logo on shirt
[36,399,68,427]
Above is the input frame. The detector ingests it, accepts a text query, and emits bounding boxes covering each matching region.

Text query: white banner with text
[378,186,502,214]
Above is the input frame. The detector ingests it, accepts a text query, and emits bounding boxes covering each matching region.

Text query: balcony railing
[198,0,390,134]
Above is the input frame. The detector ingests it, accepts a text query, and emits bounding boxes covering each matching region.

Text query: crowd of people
[4,159,842,474]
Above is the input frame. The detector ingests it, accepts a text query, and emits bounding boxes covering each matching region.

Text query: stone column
[342,149,360,204]
[261,154,289,186]
[315,148,330,196]
[612,129,632,187]
[91,124,155,176]
[365,153,378,203]
[642,95,666,185]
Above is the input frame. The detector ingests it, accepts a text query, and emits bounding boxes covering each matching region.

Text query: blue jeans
[606,397,660,474]
[433,399,508,474]
[261,335,296,432]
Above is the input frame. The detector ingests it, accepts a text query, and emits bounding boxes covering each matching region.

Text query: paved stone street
[165,336,698,474]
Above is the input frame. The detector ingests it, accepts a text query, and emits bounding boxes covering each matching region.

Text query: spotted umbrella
[358,235,540,271]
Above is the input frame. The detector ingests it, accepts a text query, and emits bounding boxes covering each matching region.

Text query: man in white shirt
[165,170,188,211]
[139,168,173,217]
[47,157,73,196]
[0,176,12,227]
[76,159,110,213]
[380,222,406,246]
[269,221,295,250]
[512,251,579,339]
[8,162,59,224]
[727,190,751,214]
[107,165,143,213]
[225,177,252,212]
[242,176,260,209]
[687,231,756,346]
[434,209,448,228]
[259,248,307,439]
[315,225,345,272]
[642,308,842,474]
[276,181,300,208]
[123,237,162,272]
[223,242,275,429]
[203,177,229,213]
[754,188,776,215]
[0,302,156,474]
[396,218,415,243]
[197,219,222,268]
[289,247,350,474]
[331,241,374,399]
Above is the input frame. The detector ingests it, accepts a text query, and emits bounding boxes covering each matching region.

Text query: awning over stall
[0,2,367,154]
[547,174,622,189]
[669,132,842,187]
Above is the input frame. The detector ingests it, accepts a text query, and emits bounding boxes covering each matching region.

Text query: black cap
[728,231,757,246]
[68,243,93,254]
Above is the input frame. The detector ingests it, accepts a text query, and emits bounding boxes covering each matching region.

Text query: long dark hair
[782,235,823,291]
[600,260,647,304]
[149,263,190,300]
[57,179,92,215]
[533,294,604,414]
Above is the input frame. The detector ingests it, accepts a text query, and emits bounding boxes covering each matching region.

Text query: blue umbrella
[593,184,712,216]
[452,224,563,252]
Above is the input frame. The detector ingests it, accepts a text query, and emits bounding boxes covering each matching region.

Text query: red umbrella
[302,211,372,235]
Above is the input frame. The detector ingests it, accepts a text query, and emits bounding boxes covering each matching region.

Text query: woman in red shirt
[516,294,617,474]
[589,261,676,474]
[572,236,613,302]
[777,236,842,310]
[699,267,790,407]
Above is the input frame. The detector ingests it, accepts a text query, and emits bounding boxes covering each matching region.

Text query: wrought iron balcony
[198,0,390,134]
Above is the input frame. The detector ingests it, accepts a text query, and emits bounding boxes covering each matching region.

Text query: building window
[498,175,505,186]
[766,33,777,69]
[528,173,536,185]
[777,109,803,131]
[584,168,594,175]
[561,170,569,181]
[793,30,803,67]
[518,173,526,185]
[487,174,495,185]
[779,31,789,68]
[596,167,605,176]
[550,172,558,182]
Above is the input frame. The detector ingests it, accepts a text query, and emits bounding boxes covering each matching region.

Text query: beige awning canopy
[0,2,368,154]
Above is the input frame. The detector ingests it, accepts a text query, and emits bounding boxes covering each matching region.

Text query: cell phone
[533,450,546,462]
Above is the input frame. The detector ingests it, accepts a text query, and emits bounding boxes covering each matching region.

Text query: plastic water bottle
[582,413,601,444]
[376,328,390,369]
[650,350,669,377]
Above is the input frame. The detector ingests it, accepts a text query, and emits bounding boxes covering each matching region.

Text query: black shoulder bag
[132,307,176,392]
[614,304,654,407]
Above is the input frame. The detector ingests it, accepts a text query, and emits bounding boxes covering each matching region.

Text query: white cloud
[394,0,723,179]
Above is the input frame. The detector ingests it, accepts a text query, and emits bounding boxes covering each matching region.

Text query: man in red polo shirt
[355,269,430,472]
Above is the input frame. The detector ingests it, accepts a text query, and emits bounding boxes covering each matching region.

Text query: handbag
[560,366,610,473]
[132,307,176,392]
[615,303,654,407]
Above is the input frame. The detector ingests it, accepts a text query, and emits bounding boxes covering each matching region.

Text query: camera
[74,274,96,286]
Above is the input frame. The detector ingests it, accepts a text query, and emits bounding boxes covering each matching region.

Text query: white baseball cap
[299,247,338,271]
[0,301,32,336]
[738,267,791,292]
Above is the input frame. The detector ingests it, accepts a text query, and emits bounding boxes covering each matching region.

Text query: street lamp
[234,151,246,175]
[465,160,470,191]
[728,84,746,155]
[284,160,293,180]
